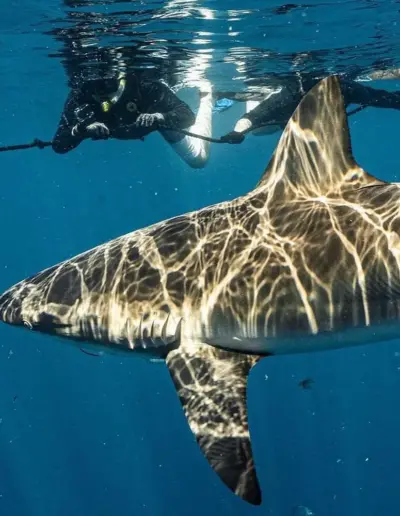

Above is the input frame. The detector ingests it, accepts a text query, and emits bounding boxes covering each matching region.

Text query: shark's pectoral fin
[166,342,262,505]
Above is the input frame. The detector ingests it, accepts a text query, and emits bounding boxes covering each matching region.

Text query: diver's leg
[357,68,400,82]
[341,80,400,110]
[160,82,214,169]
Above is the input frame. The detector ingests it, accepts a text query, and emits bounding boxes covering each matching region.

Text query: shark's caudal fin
[256,75,385,195]
[166,343,262,505]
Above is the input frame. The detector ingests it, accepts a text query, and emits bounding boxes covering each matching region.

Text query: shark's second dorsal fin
[256,75,385,196]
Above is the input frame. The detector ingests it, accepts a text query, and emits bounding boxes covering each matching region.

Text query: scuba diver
[218,68,400,143]
[52,71,214,169]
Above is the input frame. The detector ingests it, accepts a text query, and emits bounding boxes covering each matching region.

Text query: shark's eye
[23,319,33,330]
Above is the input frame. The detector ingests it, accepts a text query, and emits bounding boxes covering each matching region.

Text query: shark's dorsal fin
[256,75,385,196]
[166,342,262,505]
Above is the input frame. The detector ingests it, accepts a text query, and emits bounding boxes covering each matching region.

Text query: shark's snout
[0,286,26,327]
[0,281,73,335]
[0,261,78,333]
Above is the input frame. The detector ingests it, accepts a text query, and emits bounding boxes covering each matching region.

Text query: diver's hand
[135,113,165,128]
[219,131,245,144]
[85,122,110,139]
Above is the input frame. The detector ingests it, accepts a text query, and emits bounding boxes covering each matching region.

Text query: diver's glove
[135,112,165,128]
[219,131,245,144]
[71,121,109,139]
[85,122,110,139]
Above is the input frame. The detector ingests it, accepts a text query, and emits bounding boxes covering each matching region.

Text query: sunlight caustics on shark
[1,75,399,505]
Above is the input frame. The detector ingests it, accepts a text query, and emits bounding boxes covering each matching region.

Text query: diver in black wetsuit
[53,71,215,168]
[53,72,193,152]
[219,71,400,143]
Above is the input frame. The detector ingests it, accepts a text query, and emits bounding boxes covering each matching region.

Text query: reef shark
[0,75,397,505]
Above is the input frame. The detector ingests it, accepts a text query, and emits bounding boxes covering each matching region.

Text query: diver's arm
[238,86,298,132]
[218,105,264,144]
[143,81,196,129]
[236,99,274,130]
[52,89,96,154]
[220,87,296,143]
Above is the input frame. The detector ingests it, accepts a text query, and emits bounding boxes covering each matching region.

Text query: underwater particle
[298,378,314,389]
[292,506,314,516]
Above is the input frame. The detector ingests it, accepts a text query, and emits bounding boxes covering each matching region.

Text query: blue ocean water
[1,1,400,515]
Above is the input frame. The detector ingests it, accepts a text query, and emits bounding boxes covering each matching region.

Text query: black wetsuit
[52,74,195,154]
[220,72,400,141]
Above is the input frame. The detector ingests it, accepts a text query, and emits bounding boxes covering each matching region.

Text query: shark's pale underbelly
[203,319,400,356]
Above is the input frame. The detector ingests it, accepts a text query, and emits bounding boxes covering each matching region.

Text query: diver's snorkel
[94,74,127,113]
